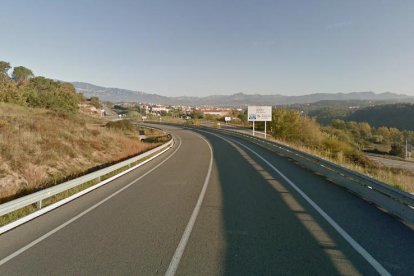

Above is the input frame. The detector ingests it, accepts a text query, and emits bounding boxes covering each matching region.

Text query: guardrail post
[0,134,172,223]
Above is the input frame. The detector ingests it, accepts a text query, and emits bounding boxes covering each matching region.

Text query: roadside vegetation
[106,119,136,132]
[345,103,414,130]
[0,61,158,202]
[0,61,82,114]
[185,107,414,192]
[119,99,414,191]
[0,103,157,203]
[254,109,414,192]
[287,100,414,130]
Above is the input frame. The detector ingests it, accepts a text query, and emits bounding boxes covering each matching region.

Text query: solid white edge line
[0,140,174,235]
[0,136,182,267]
[165,133,214,276]
[199,129,391,276]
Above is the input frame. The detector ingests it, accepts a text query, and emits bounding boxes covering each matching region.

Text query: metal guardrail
[0,138,173,218]
[134,123,169,134]
[135,123,172,143]
[210,127,414,225]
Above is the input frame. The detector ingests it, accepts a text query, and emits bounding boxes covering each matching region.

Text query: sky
[2,0,414,97]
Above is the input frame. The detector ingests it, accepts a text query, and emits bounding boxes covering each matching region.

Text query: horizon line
[71,81,412,98]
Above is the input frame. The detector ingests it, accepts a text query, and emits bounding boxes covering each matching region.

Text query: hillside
[73,82,171,103]
[345,103,414,130]
[72,81,414,106]
[0,62,157,202]
[0,103,155,202]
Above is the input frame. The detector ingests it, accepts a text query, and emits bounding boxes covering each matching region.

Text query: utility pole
[406,139,408,160]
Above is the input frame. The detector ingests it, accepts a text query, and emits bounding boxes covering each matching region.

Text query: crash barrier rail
[134,123,172,143]
[208,126,414,225]
[0,135,174,227]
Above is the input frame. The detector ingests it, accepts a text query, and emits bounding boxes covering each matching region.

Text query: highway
[0,124,413,275]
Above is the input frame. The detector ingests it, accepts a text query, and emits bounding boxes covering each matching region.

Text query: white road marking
[0,141,175,235]
[165,133,214,276]
[0,136,183,267]
[199,129,391,276]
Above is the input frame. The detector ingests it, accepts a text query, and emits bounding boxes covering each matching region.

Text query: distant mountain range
[72,82,414,106]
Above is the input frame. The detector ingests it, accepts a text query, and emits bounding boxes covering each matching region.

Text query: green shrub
[390,143,405,157]
[270,108,378,168]
[105,119,135,132]
[90,97,100,109]
[0,61,81,114]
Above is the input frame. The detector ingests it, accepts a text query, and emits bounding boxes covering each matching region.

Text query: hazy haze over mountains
[73,82,414,106]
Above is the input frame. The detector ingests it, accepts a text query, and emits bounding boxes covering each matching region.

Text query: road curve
[0,124,413,275]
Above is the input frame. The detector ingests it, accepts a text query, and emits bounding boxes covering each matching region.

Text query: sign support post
[265,121,267,139]
[252,121,255,136]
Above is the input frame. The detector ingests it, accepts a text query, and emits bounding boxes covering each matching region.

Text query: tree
[370,135,384,144]
[0,81,23,105]
[358,122,372,139]
[0,61,11,81]
[390,143,405,157]
[331,119,346,130]
[270,108,301,141]
[24,77,80,113]
[376,127,391,142]
[389,128,403,143]
[237,111,247,123]
[192,111,204,119]
[12,66,33,83]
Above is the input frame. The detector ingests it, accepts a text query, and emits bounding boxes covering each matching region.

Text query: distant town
[109,101,245,123]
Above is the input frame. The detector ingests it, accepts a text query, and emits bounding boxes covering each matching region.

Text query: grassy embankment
[254,109,414,192]
[184,110,414,192]
[0,103,158,203]
[277,139,414,193]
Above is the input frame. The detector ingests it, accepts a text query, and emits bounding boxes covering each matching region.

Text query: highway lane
[0,124,413,274]
[177,127,413,275]
[0,126,212,274]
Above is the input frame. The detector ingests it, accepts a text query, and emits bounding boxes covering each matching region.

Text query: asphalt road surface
[0,125,413,275]
[367,154,414,174]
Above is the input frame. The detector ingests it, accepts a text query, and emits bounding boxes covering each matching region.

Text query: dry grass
[0,147,166,227]
[0,103,157,202]
[273,138,414,193]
